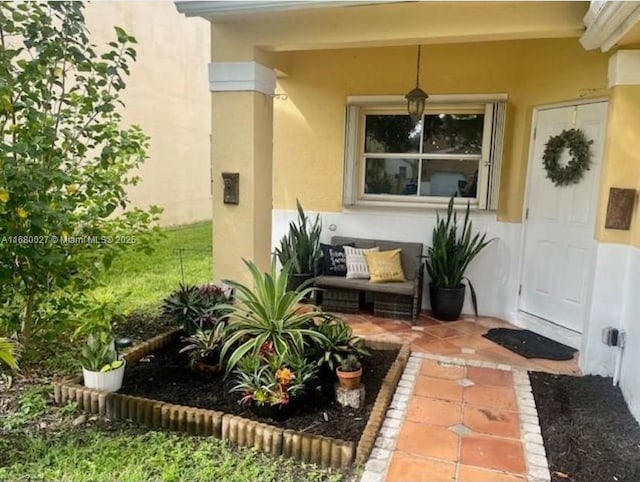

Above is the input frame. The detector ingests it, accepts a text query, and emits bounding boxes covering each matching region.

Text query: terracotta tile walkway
[341,311,580,482]
[345,312,580,375]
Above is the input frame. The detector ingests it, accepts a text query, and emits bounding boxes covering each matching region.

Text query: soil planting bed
[119,339,398,442]
[530,372,640,482]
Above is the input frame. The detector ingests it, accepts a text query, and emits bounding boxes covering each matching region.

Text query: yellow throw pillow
[363,249,406,283]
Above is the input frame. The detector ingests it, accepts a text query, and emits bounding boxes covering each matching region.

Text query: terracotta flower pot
[336,367,362,390]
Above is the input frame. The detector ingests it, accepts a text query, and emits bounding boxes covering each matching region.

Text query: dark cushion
[320,243,354,276]
[332,236,376,249]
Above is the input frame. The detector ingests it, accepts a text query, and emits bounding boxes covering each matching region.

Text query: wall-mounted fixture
[222,172,239,205]
[405,45,428,124]
[604,187,636,230]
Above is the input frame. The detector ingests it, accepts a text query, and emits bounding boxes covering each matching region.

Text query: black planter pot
[251,402,292,422]
[286,273,314,293]
[429,284,466,321]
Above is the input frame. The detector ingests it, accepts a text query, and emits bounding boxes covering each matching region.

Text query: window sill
[346,198,485,211]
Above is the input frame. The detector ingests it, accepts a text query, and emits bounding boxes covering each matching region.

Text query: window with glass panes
[343,97,506,209]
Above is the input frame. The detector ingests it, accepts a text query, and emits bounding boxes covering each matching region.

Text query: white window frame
[343,94,507,210]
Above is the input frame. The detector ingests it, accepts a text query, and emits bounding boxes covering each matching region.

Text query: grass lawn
[0,387,346,482]
[92,221,213,316]
[0,222,351,481]
[0,427,343,482]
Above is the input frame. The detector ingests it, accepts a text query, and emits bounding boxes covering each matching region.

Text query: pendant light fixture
[405,45,428,124]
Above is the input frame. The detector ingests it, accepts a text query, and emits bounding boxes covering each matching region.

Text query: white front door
[520,102,607,333]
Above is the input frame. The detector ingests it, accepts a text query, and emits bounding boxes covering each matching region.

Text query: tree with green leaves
[0,2,161,344]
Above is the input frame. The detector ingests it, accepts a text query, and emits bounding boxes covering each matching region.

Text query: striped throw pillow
[344,246,380,279]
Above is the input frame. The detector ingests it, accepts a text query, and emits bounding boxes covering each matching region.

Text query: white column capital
[208,61,276,95]
[608,50,640,87]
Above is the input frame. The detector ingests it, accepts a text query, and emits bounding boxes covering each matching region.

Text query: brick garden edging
[53,330,410,470]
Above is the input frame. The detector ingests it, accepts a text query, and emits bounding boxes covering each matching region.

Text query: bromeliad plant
[231,350,318,408]
[425,196,494,316]
[313,314,370,371]
[275,200,322,276]
[162,283,230,334]
[179,323,226,369]
[220,259,327,375]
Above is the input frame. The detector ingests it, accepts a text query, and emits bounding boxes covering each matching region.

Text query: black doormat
[482,328,577,360]
[530,372,640,482]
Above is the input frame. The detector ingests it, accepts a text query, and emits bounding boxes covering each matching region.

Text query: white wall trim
[608,50,640,87]
[515,311,582,349]
[580,1,640,52]
[208,62,276,95]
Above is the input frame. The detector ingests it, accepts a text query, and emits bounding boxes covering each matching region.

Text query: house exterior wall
[85,2,211,226]
[620,246,640,421]
[273,38,609,222]
[596,85,640,247]
[270,39,640,422]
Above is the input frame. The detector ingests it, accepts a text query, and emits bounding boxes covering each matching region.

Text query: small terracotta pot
[336,367,362,390]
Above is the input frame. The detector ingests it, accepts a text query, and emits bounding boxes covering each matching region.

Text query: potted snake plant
[275,199,322,292]
[426,197,494,321]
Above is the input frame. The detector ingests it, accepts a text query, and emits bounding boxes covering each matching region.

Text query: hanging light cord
[415,45,422,87]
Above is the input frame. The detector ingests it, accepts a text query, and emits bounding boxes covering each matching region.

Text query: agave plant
[0,337,18,370]
[425,197,494,315]
[275,200,322,275]
[220,258,328,375]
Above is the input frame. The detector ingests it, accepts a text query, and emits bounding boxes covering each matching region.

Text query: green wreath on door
[542,128,593,187]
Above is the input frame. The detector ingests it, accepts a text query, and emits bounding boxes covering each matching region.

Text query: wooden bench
[315,236,424,323]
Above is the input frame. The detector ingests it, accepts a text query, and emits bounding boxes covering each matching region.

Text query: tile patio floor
[341,312,580,482]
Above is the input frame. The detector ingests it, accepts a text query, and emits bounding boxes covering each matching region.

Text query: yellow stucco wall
[211,92,274,285]
[273,38,609,222]
[597,85,640,247]
[85,2,211,226]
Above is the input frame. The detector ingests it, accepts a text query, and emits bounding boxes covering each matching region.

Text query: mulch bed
[530,372,640,482]
[119,339,397,442]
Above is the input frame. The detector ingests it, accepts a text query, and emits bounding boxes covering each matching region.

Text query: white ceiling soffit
[175,1,399,18]
[580,1,640,52]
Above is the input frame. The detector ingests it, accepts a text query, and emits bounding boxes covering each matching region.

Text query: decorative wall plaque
[221,172,239,205]
[604,187,636,230]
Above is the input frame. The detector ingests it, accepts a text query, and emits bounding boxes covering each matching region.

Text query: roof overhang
[175,1,396,18]
[580,1,640,51]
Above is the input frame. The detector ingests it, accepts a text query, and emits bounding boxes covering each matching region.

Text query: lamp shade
[405,87,428,124]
